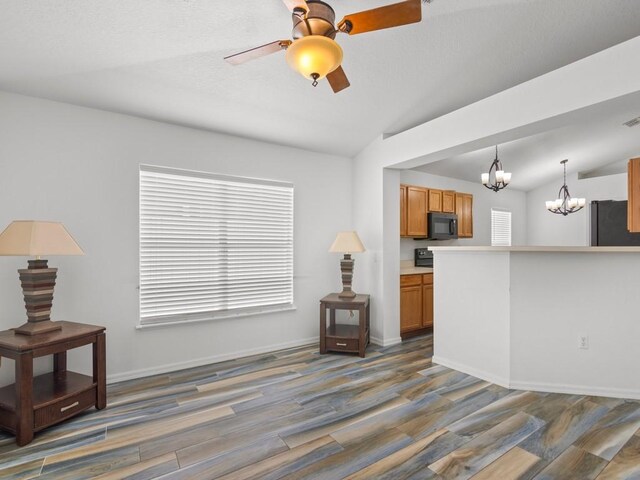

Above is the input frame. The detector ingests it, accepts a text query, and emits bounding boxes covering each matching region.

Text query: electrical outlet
[578,335,589,350]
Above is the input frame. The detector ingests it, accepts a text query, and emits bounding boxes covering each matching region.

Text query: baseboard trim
[432,356,640,400]
[370,336,402,347]
[107,336,319,384]
[432,355,510,388]
[509,380,640,401]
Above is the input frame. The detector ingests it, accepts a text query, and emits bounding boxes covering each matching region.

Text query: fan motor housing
[292,0,337,39]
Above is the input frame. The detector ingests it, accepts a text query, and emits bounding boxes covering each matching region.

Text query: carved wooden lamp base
[338,253,357,298]
[329,231,366,299]
[15,259,61,336]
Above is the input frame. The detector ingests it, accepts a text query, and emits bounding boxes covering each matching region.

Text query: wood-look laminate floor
[1,335,640,479]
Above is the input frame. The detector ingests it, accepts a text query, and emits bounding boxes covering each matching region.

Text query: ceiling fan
[224,0,423,93]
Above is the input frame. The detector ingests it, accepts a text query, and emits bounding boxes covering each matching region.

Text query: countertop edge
[400,267,434,275]
[427,246,640,253]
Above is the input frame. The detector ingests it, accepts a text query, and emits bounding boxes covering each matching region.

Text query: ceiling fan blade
[327,66,350,93]
[282,0,308,13]
[224,40,292,65]
[337,0,422,35]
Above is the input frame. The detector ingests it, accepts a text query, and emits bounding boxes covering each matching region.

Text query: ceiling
[414,92,640,191]
[0,1,639,158]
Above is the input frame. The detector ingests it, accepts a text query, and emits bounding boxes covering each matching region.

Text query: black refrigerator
[590,200,640,246]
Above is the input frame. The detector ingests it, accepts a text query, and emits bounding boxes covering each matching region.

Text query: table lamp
[329,231,365,298]
[0,221,84,335]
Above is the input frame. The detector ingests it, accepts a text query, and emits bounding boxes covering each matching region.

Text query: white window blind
[491,209,512,246]
[139,165,294,326]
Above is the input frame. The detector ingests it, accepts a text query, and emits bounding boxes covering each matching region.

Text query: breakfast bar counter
[429,246,640,399]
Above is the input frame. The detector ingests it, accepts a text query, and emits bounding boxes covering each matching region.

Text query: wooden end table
[320,293,370,357]
[0,321,106,446]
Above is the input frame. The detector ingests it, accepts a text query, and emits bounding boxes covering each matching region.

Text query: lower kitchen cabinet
[400,273,433,336]
[423,282,433,328]
[400,285,422,332]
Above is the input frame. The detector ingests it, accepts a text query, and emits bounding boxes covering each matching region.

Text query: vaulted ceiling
[414,92,640,192]
[1,0,639,160]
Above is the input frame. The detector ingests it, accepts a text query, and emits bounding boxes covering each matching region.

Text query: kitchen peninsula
[430,246,640,400]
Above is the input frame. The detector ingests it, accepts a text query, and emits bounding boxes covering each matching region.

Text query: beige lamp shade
[0,221,84,256]
[329,231,365,254]
[285,35,343,81]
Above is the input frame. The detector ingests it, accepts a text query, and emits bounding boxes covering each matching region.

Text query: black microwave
[427,212,458,240]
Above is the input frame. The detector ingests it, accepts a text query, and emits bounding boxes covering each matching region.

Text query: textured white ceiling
[0,0,639,157]
[414,92,640,192]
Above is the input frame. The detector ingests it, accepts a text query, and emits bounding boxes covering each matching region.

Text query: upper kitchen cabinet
[629,158,640,232]
[442,190,456,213]
[456,192,473,238]
[406,186,428,237]
[400,184,473,238]
[400,185,407,236]
[428,189,442,212]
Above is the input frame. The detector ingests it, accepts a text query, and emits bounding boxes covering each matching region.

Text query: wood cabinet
[628,158,640,232]
[400,184,472,239]
[456,192,473,238]
[428,189,442,212]
[406,186,428,237]
[400,284,422,332]
[442,191,456,213]
[400,185,407,236]
[423,283,433,328]
[400,273,434,336]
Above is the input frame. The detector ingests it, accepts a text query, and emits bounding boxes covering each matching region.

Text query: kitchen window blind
[491,208,512,247]
[139,165,294,326]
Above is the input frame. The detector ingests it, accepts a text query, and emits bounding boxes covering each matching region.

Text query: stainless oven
[414,248,433,267]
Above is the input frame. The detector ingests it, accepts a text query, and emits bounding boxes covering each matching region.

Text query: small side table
[0,321,106,446]
[320,293,370,357]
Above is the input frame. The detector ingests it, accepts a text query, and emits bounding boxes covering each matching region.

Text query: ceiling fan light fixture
[285,35,343,85]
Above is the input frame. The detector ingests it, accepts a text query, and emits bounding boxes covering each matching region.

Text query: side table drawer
[34,387,96,430]
[326,337,359,352]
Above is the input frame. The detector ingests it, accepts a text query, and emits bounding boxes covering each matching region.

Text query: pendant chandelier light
[481,145,511,192]
[545,159,586,215]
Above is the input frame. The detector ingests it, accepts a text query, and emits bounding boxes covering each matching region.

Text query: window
[491,208,512,246]
[139,165,294,326]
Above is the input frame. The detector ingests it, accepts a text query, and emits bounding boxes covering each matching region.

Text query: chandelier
[546,159,586,215]
[481,145,511,192]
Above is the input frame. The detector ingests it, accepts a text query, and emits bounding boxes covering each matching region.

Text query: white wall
[399,170,528,260]
[351,144,385,344]
[509,251,640,398]
[432,250,511,385]
[0,91,352,385]
[526,172,627,245]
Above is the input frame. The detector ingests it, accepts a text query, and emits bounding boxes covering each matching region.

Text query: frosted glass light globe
[286,35,343,81]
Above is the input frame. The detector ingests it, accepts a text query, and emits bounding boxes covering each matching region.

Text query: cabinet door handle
[60,401,79,413]
[336,343,347,346]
